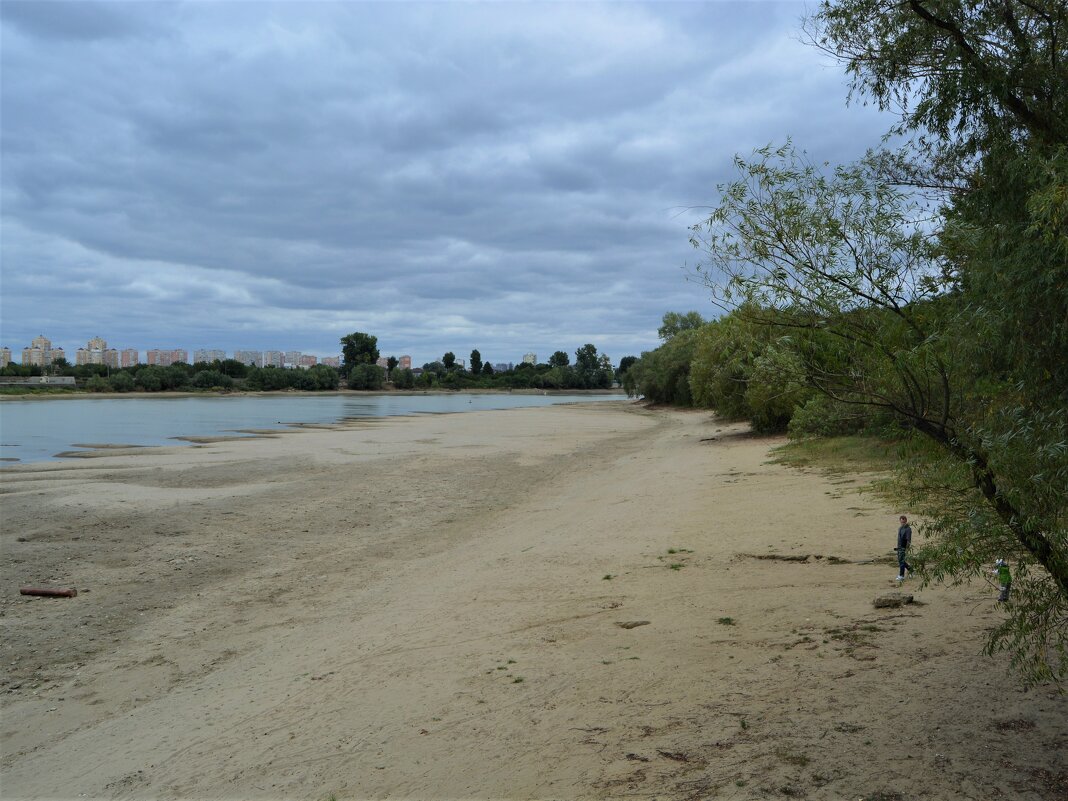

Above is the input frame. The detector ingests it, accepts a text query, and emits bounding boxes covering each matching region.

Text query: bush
[85,375,110,392]
[192,370,234,390]
[347,363,385,390]
[134,367,164,392]
[109,372,136,392]
[788,395,885,438]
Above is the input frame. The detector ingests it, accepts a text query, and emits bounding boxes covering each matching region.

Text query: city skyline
[2,332,602,370]
[0,2,897,367]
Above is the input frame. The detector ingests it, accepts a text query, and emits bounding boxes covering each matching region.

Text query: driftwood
[20,586,77,598]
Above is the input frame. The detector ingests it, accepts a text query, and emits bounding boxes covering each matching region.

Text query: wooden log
[20,586,77,598]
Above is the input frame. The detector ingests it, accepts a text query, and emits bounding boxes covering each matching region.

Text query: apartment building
[233,350,263,368]
[263,350,285,368]
[75,336,119,369]
[193,349,226,364]
[21,335,66,367]
[120,349,139,368]
[298,354,318,368]
[320,356,340,367]
[1,347,12,368]
[146,349,188,367]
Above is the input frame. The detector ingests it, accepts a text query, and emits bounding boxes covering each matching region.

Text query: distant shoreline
[0,387,628,402]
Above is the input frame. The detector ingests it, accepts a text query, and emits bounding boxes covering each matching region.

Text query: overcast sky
[1,1,894,366]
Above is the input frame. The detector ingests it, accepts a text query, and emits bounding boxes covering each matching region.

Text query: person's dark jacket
[897,523,912,550]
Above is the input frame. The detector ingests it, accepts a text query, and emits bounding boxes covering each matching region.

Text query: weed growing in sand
[735,780,748,787]
[775,749,810,767]
[740,719,748,730]
[668,563,684,570]
[602,574,614,580]
[717,617,735,626]
[507,659,516,664]
[667,548,693,554]
[512,677,524,683]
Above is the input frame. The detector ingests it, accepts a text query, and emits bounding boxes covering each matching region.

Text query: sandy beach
[1,402,1064,800]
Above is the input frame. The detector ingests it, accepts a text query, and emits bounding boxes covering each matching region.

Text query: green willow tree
[813,0,1066,683]
[689,0,1067,682]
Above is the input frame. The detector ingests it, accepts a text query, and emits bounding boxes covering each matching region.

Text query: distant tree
[442,352,456,371]
[469,349,482,375]
[163,365,191,390]
[307,364,339,390]
[617,355,638,376]
[109,372,135,392]
[386,356,399,378]
[134,367,165,392]
[394,368,415,389]
[481,361,494,376]
[192,370,233,390]
[340,332,380,374]
[549,350,570,368]
[574,344,599,373]
[74,363,109,380]
[85,375,109,392]
[217,359,248,378]
[658,311,706,340]
[347,363,385,390]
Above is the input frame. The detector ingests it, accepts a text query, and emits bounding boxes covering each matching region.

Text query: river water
[0,392,626,463]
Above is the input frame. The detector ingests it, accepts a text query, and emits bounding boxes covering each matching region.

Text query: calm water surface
[0,393,625,463]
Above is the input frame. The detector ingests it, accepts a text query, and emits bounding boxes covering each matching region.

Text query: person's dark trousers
[897,547,911,578]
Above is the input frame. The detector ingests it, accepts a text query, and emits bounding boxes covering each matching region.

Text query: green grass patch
[717,617,736,626]
[775,749,811,767]
[771,435,899,474]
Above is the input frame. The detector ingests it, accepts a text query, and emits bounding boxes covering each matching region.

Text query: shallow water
[0,393,624,462]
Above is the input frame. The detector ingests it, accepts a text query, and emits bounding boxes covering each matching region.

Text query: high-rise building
[320,356,340,367]
[194,349,226,364]
[522,352,537,365]
[120,349,139,368]
[399,355,412,370]
[263,350,285,368]
[284,350,301,367]
[234,350,263,368]
[146,349,188,367]
[299,354,318,368]
[76,337,119,368]
[21,335,65,367]
[493,362,514,373]
[0,347,11,368]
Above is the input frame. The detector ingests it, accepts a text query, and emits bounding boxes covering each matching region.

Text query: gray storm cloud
[1,1,892,364]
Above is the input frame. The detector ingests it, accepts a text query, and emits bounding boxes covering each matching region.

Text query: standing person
[895,515,913,582]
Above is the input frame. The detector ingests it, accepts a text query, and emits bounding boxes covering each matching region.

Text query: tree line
[1,358,341,393]
[340,332,624,391]
[2,336,630,395]
[626,0,1066,685]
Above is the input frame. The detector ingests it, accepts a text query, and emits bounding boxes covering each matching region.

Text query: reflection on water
[0,393,624,463]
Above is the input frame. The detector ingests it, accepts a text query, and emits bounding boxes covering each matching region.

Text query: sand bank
[1,403,1063,799]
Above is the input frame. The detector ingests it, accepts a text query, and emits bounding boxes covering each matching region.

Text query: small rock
[874,592,914,608]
